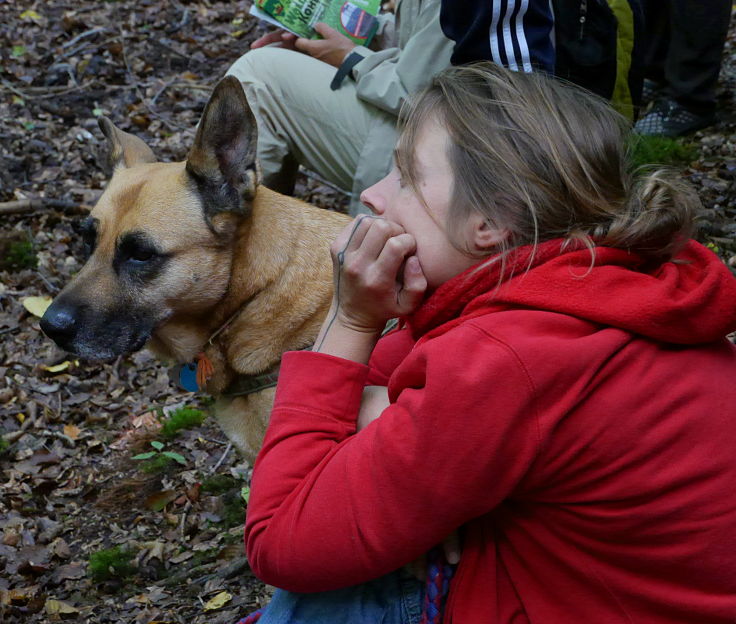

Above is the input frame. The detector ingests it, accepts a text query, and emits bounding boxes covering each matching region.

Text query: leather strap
[330,50,365,91]
[222,368,280,397]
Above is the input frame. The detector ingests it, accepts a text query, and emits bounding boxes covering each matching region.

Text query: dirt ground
[0,2,734,623]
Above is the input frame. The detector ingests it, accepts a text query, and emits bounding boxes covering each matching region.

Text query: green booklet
[251,0,381,46]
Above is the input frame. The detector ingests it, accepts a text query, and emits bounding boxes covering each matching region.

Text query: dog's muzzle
[40,299,151,361]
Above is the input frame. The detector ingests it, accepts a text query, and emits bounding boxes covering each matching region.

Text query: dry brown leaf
[45,598,79,616]
[62,424,80,440]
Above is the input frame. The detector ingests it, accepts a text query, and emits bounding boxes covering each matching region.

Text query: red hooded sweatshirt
[245,240,736,623]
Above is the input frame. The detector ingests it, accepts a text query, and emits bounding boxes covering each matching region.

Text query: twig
[0,198,90,216]
[179,500,192,538]
[150,78,178,107]
[147,38,195,63]
[201,436,229,446]
[0,79,100,101]
[36,270,61,294]
[210,441,232,474]
[169,81,213,93]
[60,26,108,50]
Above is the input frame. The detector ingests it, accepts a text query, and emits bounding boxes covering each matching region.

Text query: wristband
[330,51,365,91]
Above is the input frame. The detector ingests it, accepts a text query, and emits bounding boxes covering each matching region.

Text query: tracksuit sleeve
[244,326,541,592]
[439,0,555,72]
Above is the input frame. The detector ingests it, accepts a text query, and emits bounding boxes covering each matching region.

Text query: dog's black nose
[40,303,78,343]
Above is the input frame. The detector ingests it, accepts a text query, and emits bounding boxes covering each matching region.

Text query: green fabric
[608,0,635,120]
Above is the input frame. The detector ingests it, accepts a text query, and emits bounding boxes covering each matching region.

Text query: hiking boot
[640,79,662,105]
[634,99,715,137]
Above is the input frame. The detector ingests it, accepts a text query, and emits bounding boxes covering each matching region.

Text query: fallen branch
[0,198,91,215]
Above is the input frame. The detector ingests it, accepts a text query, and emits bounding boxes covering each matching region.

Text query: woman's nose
[360,180,385,215]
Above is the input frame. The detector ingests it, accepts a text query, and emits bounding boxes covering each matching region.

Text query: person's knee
[225,46,295,88]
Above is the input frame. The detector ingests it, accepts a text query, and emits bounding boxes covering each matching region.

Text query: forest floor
[0,2,734,623]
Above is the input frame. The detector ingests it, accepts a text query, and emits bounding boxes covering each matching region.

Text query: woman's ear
[468,212,509,252]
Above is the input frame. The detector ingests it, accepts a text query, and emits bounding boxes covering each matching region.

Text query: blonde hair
[395,62,698,265]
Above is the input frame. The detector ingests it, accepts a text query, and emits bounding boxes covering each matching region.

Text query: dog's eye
[127,246,157,263]
[115,232,164,275]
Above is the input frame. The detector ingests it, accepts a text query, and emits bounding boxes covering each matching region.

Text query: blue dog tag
[175,362,199,393]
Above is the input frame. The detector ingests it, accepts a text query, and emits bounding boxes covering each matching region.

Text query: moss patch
[1,239,37,271]
[87,546,136,582]
[628,134,698,169]
[160,407,205,439]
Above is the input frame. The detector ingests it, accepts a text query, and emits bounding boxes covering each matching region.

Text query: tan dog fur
[41,77,350,463]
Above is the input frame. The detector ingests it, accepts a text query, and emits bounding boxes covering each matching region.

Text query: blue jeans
[257,569,425,624]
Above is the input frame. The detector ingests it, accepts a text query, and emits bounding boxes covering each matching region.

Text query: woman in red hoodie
[244,62,736,623]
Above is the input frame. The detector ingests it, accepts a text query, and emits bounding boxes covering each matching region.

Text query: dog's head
[41,76,260,361]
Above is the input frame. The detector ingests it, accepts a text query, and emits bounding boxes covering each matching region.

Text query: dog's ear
[98,117,157,172]
[185,76,260,219]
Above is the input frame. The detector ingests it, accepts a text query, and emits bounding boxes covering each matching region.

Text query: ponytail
[597,168,699,262]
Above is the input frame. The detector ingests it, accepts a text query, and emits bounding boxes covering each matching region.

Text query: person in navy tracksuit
[439,0,644,118]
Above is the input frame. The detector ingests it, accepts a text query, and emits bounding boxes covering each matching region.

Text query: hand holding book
[294,23,356,68]
[250,0,380,51]
[250,29,299,50]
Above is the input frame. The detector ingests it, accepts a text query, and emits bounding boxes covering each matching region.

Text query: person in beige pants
[226,0,453,215]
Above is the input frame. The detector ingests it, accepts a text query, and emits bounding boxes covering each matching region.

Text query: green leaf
[23,122,35,131]
[162,451,187,465]
[241,486,250,504]
[12,46,26,58]
[92,107,104,117]
[132,451,156,460]
[20,9,42,20]
[151,440,164,451]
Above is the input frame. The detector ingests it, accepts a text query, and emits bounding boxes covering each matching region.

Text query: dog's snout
[40,303,78,342]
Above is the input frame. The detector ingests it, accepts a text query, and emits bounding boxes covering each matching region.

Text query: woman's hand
[330,215,427,333]
[313,216,427,362]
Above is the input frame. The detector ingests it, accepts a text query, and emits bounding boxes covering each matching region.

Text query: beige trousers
[226,46,392,209]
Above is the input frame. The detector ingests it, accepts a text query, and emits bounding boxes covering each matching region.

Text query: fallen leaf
[20,9,42,20]
[22,296,53,318]
[170,550,193,564]
[62,424,80,440]
[42,361,72,373]
[144,490,178,512]
[51,562,85,583]
[45,598,79,616]
[202,590,232,611]
[2,584,40,605]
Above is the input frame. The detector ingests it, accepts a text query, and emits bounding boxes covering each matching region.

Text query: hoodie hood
[408,239,736,345]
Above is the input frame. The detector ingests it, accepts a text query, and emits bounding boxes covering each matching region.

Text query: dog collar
[221,367,280,397]
[170,361,280,396]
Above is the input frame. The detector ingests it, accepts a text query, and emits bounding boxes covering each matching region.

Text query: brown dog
[40,77,350,463]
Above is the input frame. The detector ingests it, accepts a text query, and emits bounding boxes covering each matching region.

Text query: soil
[0,2,734,623]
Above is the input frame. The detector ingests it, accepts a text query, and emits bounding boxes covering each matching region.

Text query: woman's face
[360,119,480,290]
